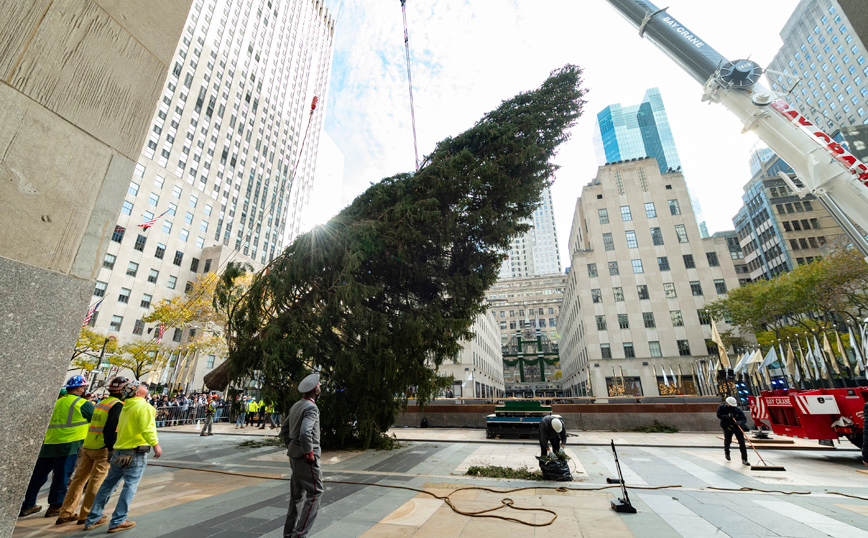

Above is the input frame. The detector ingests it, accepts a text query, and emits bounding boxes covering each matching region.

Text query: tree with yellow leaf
[71,327,120,371]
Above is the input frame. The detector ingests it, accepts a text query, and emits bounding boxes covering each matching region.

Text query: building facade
[87,0,335,390]
[437,306,504,399]
[592,88,708,238]
[498,187,562,278]
[732,149,848,282]
[767,0,868,130]
[559,159,741,397]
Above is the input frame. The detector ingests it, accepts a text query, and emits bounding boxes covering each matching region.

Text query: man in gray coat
[281,373,322,538]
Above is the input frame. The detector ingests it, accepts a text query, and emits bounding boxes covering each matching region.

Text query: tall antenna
[400,0,420,171]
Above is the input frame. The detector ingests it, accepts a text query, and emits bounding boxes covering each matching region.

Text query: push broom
[737,425,786,471]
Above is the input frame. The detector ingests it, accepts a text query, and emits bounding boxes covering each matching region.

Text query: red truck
[749,388,867,448]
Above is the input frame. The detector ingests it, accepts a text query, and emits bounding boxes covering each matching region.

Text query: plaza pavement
[13,426,868,538]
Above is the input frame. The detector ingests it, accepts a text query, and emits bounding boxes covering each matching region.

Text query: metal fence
[153,405,282,428]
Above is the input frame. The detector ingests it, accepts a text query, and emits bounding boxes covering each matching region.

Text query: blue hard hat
[64,375,88,388]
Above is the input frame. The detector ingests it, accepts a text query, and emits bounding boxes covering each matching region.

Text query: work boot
[725,453,731,461]
[18,506,42,517]
[83,516,108,530]
[45,506,61,518]
[55,516,78,525]
[742,459,750,466]
[107,520,136,533]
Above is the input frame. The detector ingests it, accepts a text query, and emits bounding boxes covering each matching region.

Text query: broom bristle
[750,465,786,471]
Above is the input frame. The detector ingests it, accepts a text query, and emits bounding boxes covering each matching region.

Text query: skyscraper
[767,0,868,131]
[593,88,709,238]
[87,0,335,386]
[498,187,562,278]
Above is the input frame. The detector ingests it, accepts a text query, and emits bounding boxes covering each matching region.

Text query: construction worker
[282,373,323,538]
[717,396,750,466]
[55,376,127,525]
[19,375,95,518]
[539,415,567,458]
[200,395,217,436]
[83,380,162,533]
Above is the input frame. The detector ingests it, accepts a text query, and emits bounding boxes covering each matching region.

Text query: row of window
[775,200,814,214]
[498,307,557,318]
[789,236,827,250]
[87,311,189,342]
[599,339,692,359]
[602,225,691,250]
[498,318,558,330]
[590,279,727,303]
[595,308,714,331]
[588,253,721,278]
[103,250,212,276]
[597,200,680,224]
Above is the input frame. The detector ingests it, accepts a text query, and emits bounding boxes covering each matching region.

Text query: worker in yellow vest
[55,376,127,525]
[83,380,162,533]
[19,375,95,518]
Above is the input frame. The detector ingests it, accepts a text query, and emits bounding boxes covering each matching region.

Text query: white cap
[725,396,737,406]
[298,373,320,393]
[551,418,563,433]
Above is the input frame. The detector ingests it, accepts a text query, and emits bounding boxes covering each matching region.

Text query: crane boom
[606,0,868,257]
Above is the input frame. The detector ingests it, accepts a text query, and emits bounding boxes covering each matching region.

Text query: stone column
[0,1,191,535]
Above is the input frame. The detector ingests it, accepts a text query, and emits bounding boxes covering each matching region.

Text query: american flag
[156,324,165,343]
[138,209,170,230]
[82,298,104,327]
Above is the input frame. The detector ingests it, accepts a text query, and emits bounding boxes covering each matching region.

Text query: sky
[304,0,802,268]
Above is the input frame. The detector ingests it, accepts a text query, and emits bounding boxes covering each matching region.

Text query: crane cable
[400,0,420,171]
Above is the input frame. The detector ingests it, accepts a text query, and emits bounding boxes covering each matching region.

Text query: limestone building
[84,0,335,390]
[559,159,741,397]
[498,187,562,278]
[436,305,504,399]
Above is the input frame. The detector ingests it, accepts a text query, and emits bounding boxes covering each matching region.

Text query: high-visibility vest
[44,394,89,445]
[83,396,121,450]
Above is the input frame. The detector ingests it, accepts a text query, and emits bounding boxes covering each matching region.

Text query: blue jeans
[236,412,246,427]
[215,408,224,422]
[85,450,147,528]
[21,453,78,510]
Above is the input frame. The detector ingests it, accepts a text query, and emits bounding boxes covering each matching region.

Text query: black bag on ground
[537,456,572,481]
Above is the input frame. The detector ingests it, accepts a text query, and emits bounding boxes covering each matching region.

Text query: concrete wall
[0,2,191,536]
[394,403,721,432]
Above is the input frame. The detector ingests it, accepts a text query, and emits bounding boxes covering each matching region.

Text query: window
[148,269,159,283]
[697,310,711,325]
[167,275,177,289]
[643,312,656,328]
[128,181,140,196]
[677,340,691,356]
[126,261,138,277]
[714,279,727,294]
[142,211,153,223]
[155,243,166,259]
[620,205,632,221]
[683,254,695,269]
[189,194,198,208]
[706,252,719,267]
[206,354,216,368]
[185,281,193,293]
[618,314,630,329]
[624,343,635,358]
[625,230,638,248]
[112,226,125,243]
[598,208,609,224]
[196,237,204,248]
[650,227,664,245]
[649,341,662,358]
[134,163,145,177]
[203,259,212,272]
[668,199,680,215]
[121,200,133,215]
[94,281,107,297]
[663,282,677,298]
[587,263,598,277]
[690,281,703,296]
[637,285,649,300]
[644,202,657,218]
[674,224,688,243]
[118,287,131,304]
[173,185,182,198]
[204,204,212,216]
[110,315,123,332]
[657,256,670,271]
[603,233,614,251]
[591,289,602,303]
[185,211,194,224]
[608,261,619,275]
[148,192,159,207]
[173,328,183,342]
[141,294,152,308]
[596,315,607,330]
[134,234,147,251]
[670,310,684,326]
[173,250,184,266]
[200,220,208,232]
[132,319,144,335]
[161,220,172,233]
[630,259,642,273]
[190,258,199,272]
[103,253,116,269]
[613,287,624,301]
[180,229,189,242]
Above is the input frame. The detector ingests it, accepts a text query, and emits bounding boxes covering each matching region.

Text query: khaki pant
[57,447,111,520]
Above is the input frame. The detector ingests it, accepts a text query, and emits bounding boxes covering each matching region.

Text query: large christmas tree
[215,64,586,448]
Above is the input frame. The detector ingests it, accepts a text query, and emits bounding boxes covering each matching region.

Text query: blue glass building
[593,88,709,237]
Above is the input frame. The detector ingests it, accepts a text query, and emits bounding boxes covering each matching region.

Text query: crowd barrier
[152,405,280,428]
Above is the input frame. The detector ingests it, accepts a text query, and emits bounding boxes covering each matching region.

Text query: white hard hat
[551,418,563,433]
[725,396,737,406]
